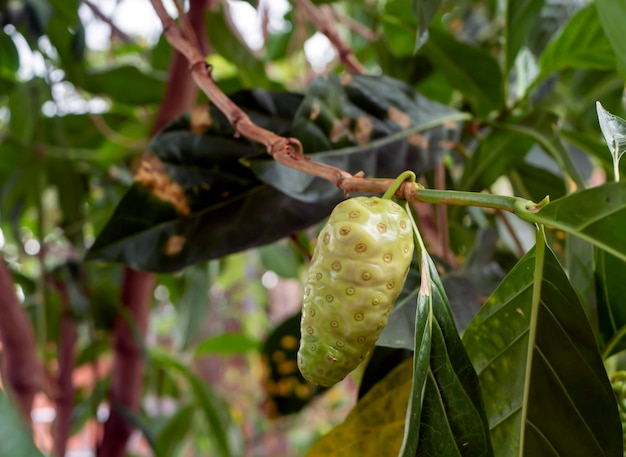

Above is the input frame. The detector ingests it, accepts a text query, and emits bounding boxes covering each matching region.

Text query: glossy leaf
[596,250,626,357]
[306,357,413,457]
[596,0,626,80]
[420,25,504,117]
[538,4,615,80]
[248,74,465,203]
[530,181,626,263]
[463,237,622,456]
[261,312,326,418]
[402,251,493,456]
[86,90,339,272]
[0,390,45,457]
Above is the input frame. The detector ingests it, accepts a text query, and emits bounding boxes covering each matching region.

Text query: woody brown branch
[292,0,366,74]
[148,0,458,206]
[0,260,42,419]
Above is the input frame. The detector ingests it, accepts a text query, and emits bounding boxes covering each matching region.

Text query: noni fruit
[298,196,414,386]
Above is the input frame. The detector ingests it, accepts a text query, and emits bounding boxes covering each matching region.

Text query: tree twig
[292,0,366,74]
[148,0,545,221]
[82,0,133,43]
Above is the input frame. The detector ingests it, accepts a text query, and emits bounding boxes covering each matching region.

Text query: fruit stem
[383,171,416,200]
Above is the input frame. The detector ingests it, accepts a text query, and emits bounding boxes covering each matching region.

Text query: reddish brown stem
[0,261,43,419]
[98,2,211,456]
[52,281,76,457]
[292,0,366,74]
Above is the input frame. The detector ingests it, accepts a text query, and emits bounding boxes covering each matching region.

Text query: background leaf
[306,357,413,457]
[538,4,615,80]
[260,312,327,418]
[596,250,626,358]
[420,26,504,117]
[503,0,545,73]
[463,241,622,455]
[0,391,45,457]
[595,0,626,81]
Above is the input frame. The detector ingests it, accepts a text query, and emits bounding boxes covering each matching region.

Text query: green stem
[520,224,547,455]
[602,326,626,360]
[383,171,416,200]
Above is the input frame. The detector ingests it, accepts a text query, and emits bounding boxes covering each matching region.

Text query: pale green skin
[298,197,414,386]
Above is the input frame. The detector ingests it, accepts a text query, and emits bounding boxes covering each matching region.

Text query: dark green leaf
[195,333,261,355]
[596,250,626,357]
[463,239,621,455]
[86,90,339,272]
[381,0,418,57]
[530,181,626,263]
[538,4,615,80]
[461,127,534,191]
[261,312,326,418]
[504,0,545,73]
[0,30,19,80]
[401,241,493,456]
[596,0,626,80]
[420,25,504,117]
[248,74,465,202]
[0,390,45,457]
[81,66,165,105]
[8,79,41,145]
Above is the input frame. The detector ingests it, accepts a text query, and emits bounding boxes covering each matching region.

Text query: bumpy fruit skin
[298,196,414,386]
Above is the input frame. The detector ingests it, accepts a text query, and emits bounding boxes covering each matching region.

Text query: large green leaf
[463,235,622,455]
[538,4,615,80]
[0,390,45,457]
[248,74,465,202]
[596,250,626,358]
[420,26,504,117]
[595,0,626,81]
[86,90,340,272]
[529,181,626,263]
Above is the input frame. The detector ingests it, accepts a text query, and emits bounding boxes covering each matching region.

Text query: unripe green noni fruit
[298,196,414,386]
